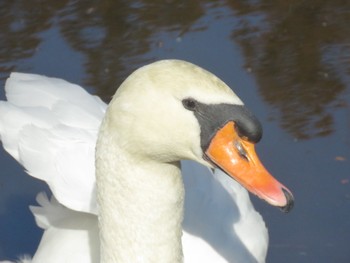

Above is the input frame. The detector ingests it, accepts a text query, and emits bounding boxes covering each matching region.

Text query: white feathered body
[0,72,267,263]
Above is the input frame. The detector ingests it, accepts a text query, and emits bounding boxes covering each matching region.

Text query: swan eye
[182,98,197,111]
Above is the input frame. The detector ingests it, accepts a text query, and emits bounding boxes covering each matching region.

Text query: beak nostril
[280,188,294,213]
[234,141,249,161]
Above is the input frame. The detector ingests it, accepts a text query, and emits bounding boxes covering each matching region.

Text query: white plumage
[0,61,269,263]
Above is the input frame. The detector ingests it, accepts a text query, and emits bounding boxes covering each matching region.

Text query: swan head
[103,59,293,212]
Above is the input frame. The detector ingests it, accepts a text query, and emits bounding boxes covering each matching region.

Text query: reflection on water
[0,1,67,74]
[1,1,211,101]
[231,0,350,139]
[1,1,349,138]
[59,0,212,100]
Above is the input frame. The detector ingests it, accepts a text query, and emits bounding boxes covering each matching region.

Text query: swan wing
[29,193,99,263]
[182,161,268,263]
[0,73,106,213]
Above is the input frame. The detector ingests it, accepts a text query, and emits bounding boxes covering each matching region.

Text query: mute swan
[0,60,293,263]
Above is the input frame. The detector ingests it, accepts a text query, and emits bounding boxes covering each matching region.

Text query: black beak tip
[279,188,294,213]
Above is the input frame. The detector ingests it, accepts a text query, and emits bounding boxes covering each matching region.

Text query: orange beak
[205,121,294,212]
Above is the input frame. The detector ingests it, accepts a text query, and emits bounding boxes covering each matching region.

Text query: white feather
[0,72,106,214]
[0,67,268,263]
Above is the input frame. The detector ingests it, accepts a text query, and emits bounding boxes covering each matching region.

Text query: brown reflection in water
[229,0,350,139]
[0,1,68,79]
[0,0,206,102]
[2,1,348,139]
[58,0,205,101]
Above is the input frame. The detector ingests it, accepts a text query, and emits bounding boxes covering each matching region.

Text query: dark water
[0,1,349,262]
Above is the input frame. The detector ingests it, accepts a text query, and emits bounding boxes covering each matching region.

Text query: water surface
[0,1,349,262]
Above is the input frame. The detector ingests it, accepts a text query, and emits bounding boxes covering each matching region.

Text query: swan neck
[96,138,184,263]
